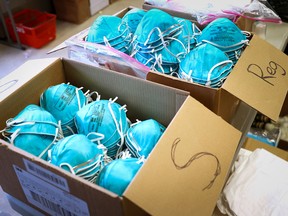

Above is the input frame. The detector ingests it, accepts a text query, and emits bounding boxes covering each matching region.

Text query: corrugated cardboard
[147,34,288,123]
[125,96,241,216]
[0,58,241,215]
[53,0,90,24]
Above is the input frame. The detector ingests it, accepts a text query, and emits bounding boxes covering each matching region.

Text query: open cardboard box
[0,58,242,216]
[48,7,288,151]
[47,8,288,162]
[147,33,288,133]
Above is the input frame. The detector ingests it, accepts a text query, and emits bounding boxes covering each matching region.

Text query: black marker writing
[247,61,286,86]
[171,138,221,191]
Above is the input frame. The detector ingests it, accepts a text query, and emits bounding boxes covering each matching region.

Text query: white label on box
[14,165,90,216]
[24,159,69,192]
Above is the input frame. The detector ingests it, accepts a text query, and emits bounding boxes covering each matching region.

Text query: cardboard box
[53,0,90,24]
[147,34,288,128]
[89,0,109,16]
[0,58,242,216]
[51,7,288,155]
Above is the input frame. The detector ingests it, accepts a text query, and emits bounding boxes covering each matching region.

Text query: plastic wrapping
[65,28,150,79]
[144,0,282,25]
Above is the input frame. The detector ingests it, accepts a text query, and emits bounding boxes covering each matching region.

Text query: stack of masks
[179,17,249,88]
[75,97,130,159]
[179,43,234,88]
[131,9,201,75]
[40,83,88,137]
[49,134,108,183]
[198,17,250,65]
[125,119,166,159]
[1,82,167,195]
[0,104,63,160]
[96,157,143,196]
[86,15,134,55]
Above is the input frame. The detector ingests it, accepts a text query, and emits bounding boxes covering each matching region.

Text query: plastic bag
[65,28,150,79]
[224,0,282,23]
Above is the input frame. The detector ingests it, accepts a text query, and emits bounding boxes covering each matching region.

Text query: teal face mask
[121,8,146,34]
[125,119,166,159]
[40,83,88,136]
[174,17,202,51]
[179,43,233,88]
[74,97,130,158]
[86,15,133,54]
[96,158,143,196]
[198,18,249,64]
[1,104,63,160]
[133,9,180,45]
[50,134,108,183]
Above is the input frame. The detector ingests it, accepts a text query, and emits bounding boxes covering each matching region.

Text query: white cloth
[217,148,288,216]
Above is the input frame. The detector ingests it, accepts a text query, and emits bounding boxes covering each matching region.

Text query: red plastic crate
[5,9,56,48]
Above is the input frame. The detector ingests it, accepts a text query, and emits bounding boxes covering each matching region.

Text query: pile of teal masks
[1,104,63,160]
[121,8,146,34]
[74,97,130,158]
[96,157,143,196]
[86,15,133,55]
[131,9,201,76]
[125,119,166,159]
[40,83,88,137]
[198,18,249,65]
[49,134,108,183]
[179,43,233,88]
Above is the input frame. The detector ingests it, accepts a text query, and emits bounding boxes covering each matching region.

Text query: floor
[0,0,142,215]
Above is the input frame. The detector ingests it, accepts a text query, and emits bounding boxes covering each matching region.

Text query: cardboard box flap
[124,96,242,216]
[0,142,125,216]
[223,35,288,121]
[0,58,60,102]
[62,59,189,126]
[146,71,219,113]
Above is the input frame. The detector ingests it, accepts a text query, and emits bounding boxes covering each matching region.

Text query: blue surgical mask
[40,83,88,136]
[50,134,108,183]
[96,157,143,196]
[125,119,166,158]
[74,97,130,158]
[179,43,233,88]
[1,104,63,160]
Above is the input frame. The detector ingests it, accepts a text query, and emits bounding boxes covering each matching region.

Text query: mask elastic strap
[87,132,105,145]
[206,60,233,87]
[154,27,186,63]
[201,39,249,51]
[75,86,85,109]
[152,54,165,73]
[108,97,126,158]
[144,24,182,46]
[180,69,194,83]
[74,155,103,177]
[9,128,21,145]
[118,149,132,159]
[60,163,76,175]
[38,127,63,159]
